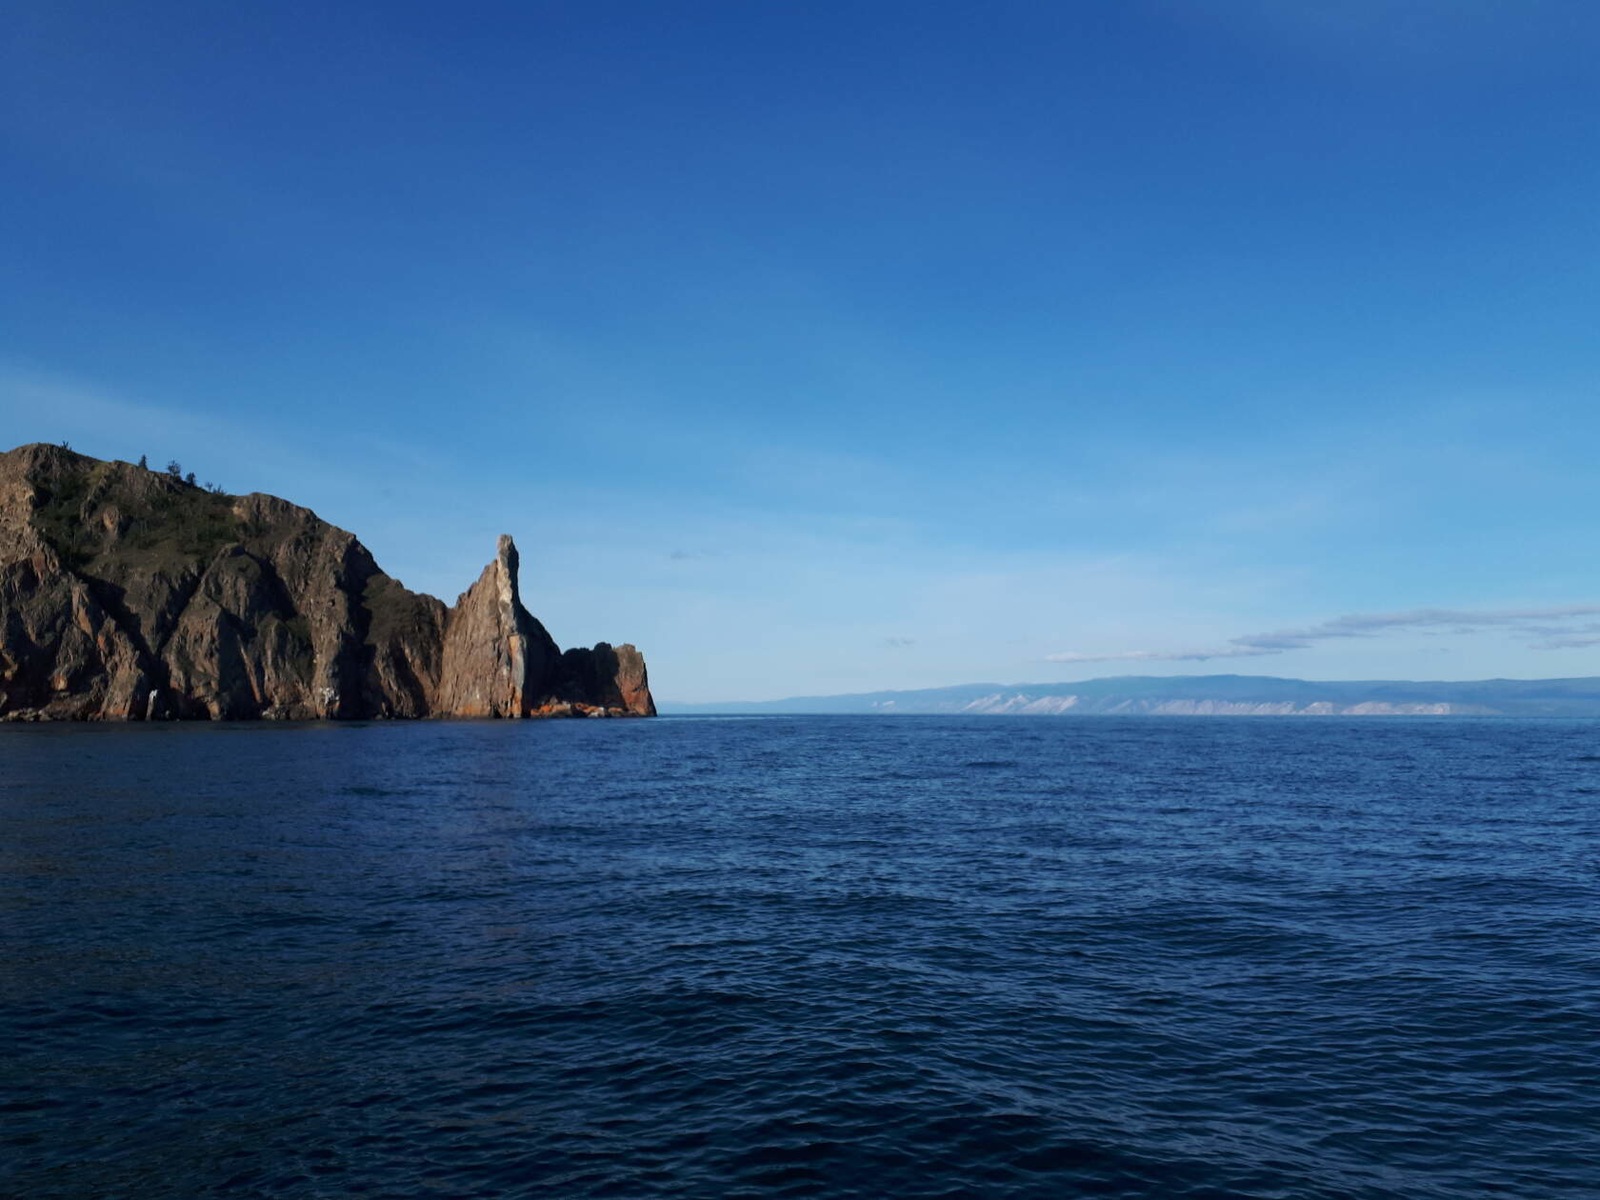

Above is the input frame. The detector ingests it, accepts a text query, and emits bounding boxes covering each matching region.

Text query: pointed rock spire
[433,534,560,718]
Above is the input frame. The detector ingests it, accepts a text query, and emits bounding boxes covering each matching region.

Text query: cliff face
[434,534,562,718]
[0,444,653,721]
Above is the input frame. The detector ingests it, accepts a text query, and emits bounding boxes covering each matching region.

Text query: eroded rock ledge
[0,444,655,721]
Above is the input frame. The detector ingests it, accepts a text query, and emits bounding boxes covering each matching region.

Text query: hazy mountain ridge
[663,674,1600,717]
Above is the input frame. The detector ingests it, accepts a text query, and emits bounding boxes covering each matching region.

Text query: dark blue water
[3,717,1598,1199]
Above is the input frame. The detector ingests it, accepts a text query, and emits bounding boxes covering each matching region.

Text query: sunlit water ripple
[4,716,1598,1198]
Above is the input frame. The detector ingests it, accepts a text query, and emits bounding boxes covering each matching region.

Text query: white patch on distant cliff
[952,691,1460,716]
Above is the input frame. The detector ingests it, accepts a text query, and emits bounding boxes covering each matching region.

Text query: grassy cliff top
[2,443,338,576]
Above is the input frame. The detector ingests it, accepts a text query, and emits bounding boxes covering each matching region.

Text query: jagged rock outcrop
[552,642,657,717]
[434,534,561,718]
[0,444,653,721]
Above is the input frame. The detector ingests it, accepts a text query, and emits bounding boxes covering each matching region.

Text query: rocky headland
[0,443,654,721]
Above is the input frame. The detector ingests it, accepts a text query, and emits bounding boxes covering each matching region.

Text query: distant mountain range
[661,675,1600,717]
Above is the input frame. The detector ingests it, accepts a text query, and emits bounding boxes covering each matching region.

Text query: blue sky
[4,1,1598,701]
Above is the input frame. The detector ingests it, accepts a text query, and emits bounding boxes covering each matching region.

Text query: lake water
[4,717,1598,1198]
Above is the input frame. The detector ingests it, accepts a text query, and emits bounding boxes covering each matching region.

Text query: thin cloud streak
[1046,605,1600,665]
[1045,646,1275,665]
[1532,634,1600,651]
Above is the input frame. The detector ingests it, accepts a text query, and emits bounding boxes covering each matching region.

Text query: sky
[4,1,1598,702]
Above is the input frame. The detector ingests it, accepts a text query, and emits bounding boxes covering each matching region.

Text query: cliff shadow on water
[0,443,654,722]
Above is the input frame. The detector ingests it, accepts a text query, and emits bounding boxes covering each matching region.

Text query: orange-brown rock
[0,444,653,721]
[434,534,560,718]
[555,642,656,717]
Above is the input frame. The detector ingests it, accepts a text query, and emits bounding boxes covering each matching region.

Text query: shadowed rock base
[0,444,653,721]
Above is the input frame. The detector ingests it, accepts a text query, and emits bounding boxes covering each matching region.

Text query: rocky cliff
[0,444,654,721]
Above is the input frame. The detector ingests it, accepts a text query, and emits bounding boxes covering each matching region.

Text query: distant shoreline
[663,673,1600,717]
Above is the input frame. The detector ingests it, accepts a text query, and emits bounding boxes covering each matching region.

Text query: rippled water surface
[4,717,1599,1198]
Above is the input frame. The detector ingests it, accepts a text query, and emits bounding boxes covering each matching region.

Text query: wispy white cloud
[1045,646,1274,665]
[1047,605,1600,664]
[1529,632,1600,651]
